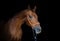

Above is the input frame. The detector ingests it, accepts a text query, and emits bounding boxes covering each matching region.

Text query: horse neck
[9,14,26,30]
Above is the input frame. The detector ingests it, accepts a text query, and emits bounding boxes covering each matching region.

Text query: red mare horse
[1,6,42,41]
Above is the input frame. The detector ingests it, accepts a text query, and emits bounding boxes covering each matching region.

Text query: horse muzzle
[32,25,42,34]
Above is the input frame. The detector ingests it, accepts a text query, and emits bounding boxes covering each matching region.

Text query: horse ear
[32,6,36,12]
[28,5,31,10]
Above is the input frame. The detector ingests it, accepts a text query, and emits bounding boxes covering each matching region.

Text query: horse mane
[0,8,37,41]
[0,9,31,41]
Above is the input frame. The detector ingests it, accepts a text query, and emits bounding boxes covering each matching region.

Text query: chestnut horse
[2,6,41,41]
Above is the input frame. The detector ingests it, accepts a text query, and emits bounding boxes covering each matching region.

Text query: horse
[2,6,41,41]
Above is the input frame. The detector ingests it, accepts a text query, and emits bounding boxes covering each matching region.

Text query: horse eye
[29,15,33,19]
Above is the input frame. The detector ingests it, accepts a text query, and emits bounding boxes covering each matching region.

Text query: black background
[0,0,48,41]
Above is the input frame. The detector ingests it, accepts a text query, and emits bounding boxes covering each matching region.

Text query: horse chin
[32,25,42,34]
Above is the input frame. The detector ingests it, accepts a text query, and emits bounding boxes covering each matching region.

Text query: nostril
[36,28,41,32]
